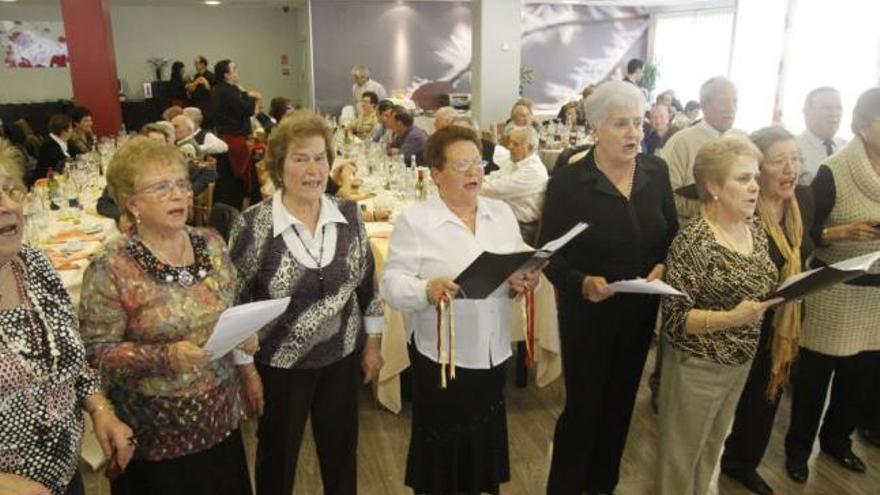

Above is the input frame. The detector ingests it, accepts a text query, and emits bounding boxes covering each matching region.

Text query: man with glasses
[480,126,548,243]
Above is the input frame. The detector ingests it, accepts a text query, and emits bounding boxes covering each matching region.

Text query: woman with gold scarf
[720,126,815,495]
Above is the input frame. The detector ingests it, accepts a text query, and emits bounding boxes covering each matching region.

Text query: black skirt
[110,429,252,495]
[406,346,510,495]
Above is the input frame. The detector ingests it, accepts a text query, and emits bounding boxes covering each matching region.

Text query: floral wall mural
[311,2,647,115]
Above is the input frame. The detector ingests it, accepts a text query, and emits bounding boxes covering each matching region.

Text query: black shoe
[859,427,880,449]
[822,449,867,473]
[722,468,773,495]
[785,458,809,483]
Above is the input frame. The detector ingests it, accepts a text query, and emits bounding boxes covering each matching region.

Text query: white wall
[0,2,309,105]
[472,0,522,128]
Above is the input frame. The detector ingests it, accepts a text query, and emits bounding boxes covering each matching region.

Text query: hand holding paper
[203,297,291,360]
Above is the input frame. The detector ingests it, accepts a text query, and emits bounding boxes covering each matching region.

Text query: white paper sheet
[203,297,290,360]
[539,222,589,253]
[607,278,685,296]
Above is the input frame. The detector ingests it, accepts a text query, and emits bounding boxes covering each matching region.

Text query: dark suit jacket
[211,81,255,136]
[35,137,67,184]
[538,149,679,329]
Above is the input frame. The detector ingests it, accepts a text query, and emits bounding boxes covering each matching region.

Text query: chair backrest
[339,105,356,125]
[192,181,215,227]
[554,143,592,170]
[208,202,242,242]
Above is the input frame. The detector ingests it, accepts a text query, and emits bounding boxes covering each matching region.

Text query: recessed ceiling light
[0,0,20,3]
[204,0,221,5]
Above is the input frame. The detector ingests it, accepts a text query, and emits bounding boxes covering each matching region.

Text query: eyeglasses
[449,159,487,173]
[0,183,27,204]
[136,179,193,199]
[288,152,329,166]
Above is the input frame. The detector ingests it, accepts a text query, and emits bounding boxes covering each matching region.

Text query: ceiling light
[0,0,20,3]
[204,0,221,5]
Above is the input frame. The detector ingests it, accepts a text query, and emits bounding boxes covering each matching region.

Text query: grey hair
[583,80,647,127]
[699,77,736,105]
[154,121,175,143]
[351,65,370,78]
[450,115,480,134]
[749,125,795,155]
[510,125,539,149]
[803,86,840,109]
[171,115,194,133]
[183,106,203,126]
[435,106,456,122]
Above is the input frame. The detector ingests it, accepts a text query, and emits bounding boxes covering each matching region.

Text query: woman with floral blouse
[79,137,256,495]
[0,138,133,495]
[656,136,782,495]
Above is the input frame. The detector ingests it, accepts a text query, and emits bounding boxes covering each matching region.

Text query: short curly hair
[423,125,481,171]
[106,136,188,223]
[693,136,763,202]
[265,111,335,190]
[0,138,26,184]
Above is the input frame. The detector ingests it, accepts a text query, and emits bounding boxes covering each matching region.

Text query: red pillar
[60,0,121,137]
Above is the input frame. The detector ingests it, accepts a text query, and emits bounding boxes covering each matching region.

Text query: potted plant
[147,57,169,81]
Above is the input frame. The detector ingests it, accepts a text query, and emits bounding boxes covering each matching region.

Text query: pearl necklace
[596,156,636,199]
[0,260,60,381]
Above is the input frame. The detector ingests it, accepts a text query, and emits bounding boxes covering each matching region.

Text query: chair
[191,181,215,227]
[339,105,356,126]
[553,143,592,170]
[208,202,241,242]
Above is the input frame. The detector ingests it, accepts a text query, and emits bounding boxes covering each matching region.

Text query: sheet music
[203,297,290,359]
[607,278,685,296]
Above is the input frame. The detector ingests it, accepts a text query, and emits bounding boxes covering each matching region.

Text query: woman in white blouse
[380,125,542,495]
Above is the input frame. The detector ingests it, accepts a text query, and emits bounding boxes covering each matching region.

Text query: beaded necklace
[0,260,60,381]
[127,231,212,287]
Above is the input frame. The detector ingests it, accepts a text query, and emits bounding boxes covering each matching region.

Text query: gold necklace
[140,231,190,267]
[708,216,749,253]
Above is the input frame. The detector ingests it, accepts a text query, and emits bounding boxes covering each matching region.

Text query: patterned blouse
[229,197,382,369]
[79,227,244,461]
[0,246,101,495]
[662,215,777,365]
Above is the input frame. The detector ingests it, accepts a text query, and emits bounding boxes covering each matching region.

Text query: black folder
[767,252,880,301]
[454,222,588,299]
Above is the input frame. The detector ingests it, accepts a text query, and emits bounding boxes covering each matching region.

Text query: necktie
[823,139,835,157]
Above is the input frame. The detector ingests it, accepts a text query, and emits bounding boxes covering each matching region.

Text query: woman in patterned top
[720,126,815,495]
[0,138,133,495]
[79,137,256,495]
[229,112,383,495]
[656,136,781,495]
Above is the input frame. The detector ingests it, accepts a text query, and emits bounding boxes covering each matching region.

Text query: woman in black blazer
[541,81,678,495]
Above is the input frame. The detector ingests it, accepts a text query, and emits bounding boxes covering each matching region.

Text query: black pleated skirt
[110,429,252,495]
[406,346,510,495]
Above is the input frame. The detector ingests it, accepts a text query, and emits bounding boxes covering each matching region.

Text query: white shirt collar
[427,195,498,228]
[802,129,832,147]
[50,133,69,156]
[272,190,348,238]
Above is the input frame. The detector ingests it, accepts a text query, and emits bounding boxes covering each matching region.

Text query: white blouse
[379,195,526,369]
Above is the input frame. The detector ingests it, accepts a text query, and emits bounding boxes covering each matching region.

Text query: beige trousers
[656,342,751,495]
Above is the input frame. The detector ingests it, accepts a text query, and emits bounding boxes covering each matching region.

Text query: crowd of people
[0,50,878,495]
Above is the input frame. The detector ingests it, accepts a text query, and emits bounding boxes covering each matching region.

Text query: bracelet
[87,397,114,416]
[367,334,382,340]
